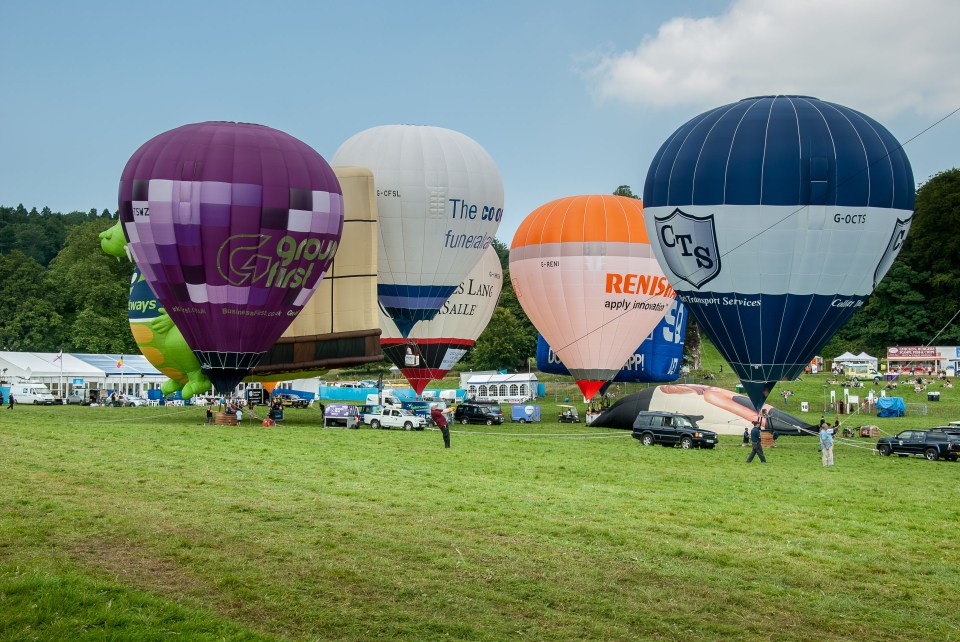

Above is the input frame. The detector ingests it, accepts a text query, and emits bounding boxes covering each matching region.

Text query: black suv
[454,403,505,425]
[631,411,718,449]
[877,428,960,461]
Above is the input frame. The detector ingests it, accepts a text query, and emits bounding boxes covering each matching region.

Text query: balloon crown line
[741,94,818,101]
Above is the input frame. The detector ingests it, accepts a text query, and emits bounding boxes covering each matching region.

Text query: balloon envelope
[644,95,914,409]
[588,385,815,436]
[537,298,687,383]
[332,125,504,337]
[510,194,675,400]
[119,121,344,393]
[381,246,503,394]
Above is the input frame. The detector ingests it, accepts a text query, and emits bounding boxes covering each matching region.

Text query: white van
[365,390,401,407]
[10,383,56,405]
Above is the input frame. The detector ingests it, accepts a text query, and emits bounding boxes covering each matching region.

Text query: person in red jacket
[430,405,453,448]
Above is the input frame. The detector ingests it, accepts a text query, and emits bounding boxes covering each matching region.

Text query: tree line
[0,206,135,354]
[1,168,957,369]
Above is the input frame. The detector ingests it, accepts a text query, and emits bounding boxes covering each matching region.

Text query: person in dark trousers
[746,420,766,463]
[7,394,14,410]
[430,405,453,448]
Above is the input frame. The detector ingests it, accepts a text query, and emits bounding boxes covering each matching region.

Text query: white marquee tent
[832,351,879,369]
[0,352,165,398]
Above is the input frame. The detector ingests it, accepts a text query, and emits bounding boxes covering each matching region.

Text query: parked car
[115,394,147,407]
[274,393,310,408]
[876,428,960,461]
[454,403,504,425]
[66,389,95,405]
[631,411,718,449]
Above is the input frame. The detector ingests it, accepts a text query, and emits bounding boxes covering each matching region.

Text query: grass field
[2,351,960,640]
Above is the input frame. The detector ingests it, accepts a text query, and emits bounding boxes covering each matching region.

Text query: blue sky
[2,0,957,245]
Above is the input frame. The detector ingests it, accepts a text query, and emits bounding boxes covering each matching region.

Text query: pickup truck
[365,406,427,431]
[876,428,960,461]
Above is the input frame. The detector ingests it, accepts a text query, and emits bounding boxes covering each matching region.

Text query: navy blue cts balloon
[644,95,914,410]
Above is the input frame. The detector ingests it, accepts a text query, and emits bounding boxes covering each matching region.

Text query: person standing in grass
[7,394,13,410]
[746,420,766,463]
[431,405,453,449]
[820,420,835,466]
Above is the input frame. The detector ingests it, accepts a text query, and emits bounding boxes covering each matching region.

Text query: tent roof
[833,351,858,360]
[0,352,103,379]
[72,354,161,376]
[465,373,538,385]
[0,352,161,380]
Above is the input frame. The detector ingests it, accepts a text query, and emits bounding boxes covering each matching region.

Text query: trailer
[511,404,541,423]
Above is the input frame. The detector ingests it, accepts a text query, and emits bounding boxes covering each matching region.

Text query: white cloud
[586,0,960,119]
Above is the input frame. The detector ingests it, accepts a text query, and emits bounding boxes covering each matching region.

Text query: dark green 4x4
[631,411,718,449]
[454,403,504,425]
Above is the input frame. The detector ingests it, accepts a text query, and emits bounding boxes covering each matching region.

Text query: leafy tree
[848,262,930,352]
[0,251,63,350]
[613,185,637,199]
[469,237,538,370]
[47,220,129,314]
[69,307,135,353]
[46,220,135,353]
[468,308,531,370]
[490,237,509,270]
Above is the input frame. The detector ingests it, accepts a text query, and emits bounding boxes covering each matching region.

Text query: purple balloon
[119,122,343,393]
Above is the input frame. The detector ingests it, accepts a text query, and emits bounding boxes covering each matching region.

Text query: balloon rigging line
[551,103,960,356]
[922,306,960,348]
[428,427,632,439]
[72,406,197,423]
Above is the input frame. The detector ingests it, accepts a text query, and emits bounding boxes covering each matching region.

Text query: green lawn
[1,384,959,641]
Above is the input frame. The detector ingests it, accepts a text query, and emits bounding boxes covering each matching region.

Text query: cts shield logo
[873,215,913,288]
[654,208,720,289]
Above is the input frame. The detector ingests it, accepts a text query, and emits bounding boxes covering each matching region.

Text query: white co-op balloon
[510,195,675,401]
[332,125,504,337]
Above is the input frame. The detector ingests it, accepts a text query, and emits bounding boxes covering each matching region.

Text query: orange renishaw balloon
[509,195,675,400]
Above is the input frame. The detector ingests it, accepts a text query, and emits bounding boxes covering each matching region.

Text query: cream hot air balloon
[380,246,502,394]
[332,125,504,337]
[510,195,675,400]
